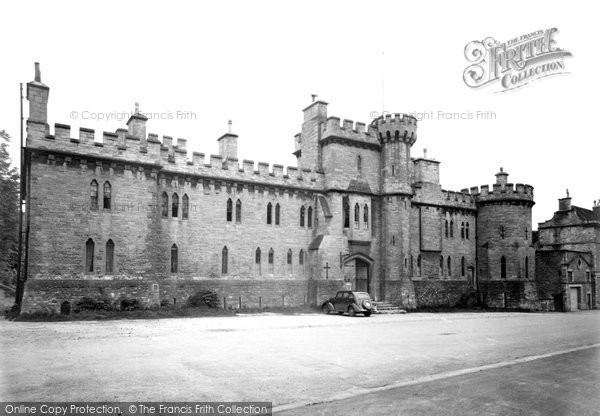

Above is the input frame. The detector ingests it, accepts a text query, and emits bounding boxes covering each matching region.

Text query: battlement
[26,120,324,190]
[320,116,379,147]
[372,113,418,145]
[468,182,535,204]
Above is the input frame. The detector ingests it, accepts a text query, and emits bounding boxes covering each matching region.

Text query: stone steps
[372,301,407,314]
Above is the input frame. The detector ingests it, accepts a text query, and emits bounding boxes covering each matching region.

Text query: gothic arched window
[300,206,305,227]
[182,194,189,219]
[172,193,179,218]
[268,248,274,274]
[275,203,280,225]
[307,206,313,228]
[357,155,362,174]
[226,198,233,222]
[364,204,369,229]
[222,246,228,275]
[103,181,111,209]
[255,247,261,276]
[171,244,178,273]
[235,199,242,223]
[354,203,360,228]
[466,222,470,239]
[161,192,169,218]
[90,180,98,210]
[343,197,350,228]
[85,238,95,273]
[105,239,114,274]
[267,202,273,225]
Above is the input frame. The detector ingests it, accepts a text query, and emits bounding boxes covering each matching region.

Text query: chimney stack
[558,190,572,211]
[495,167,509,186]
[218,120,238,161]
[126,102,148,142]
[27,62,49,125]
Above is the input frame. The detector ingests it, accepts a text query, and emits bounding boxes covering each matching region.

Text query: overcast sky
[1,0,597,226]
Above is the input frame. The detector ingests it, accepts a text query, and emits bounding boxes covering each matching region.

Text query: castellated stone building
[20,64,540,313]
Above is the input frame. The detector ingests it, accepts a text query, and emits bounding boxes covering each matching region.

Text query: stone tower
[475,168,535,283]
[373,114,418,305]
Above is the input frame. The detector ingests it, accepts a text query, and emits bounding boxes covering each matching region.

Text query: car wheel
[348,307,356,317]
[364,311,371,317]
[322,304,330,314]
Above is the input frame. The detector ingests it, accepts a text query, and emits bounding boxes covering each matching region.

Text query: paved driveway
[1,311,598,410]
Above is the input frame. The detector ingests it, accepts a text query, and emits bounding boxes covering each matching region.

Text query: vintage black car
[321,290,375,316]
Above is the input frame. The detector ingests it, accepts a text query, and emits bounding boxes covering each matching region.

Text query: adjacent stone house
[536,195,599,311]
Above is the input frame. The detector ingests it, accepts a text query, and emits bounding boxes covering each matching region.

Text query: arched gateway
[343,253,374,295]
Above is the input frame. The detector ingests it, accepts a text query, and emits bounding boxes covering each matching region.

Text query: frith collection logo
[463,28,572,92]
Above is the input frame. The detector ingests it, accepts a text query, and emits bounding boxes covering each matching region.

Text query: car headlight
[363,300,371,308]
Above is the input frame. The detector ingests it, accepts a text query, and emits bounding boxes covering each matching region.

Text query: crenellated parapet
[412,186,477,211]
[319,117,380,150]
[469,182,535,207]
[372,113,418,146]
[26,121,325,191]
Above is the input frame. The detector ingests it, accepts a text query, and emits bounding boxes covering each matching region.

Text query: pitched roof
[573,206,598,222]
[318,195,332,218]
[347,178,372,194]
[308,235,324,250]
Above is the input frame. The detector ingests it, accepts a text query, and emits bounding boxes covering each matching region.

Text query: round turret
[474,168,536,286]
[373,113,418,194]
[372,113,418,146]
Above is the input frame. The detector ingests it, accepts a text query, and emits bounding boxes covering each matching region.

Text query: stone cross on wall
[323,262,331,279]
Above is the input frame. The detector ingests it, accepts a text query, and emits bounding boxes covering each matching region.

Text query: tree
[0,130,20,286]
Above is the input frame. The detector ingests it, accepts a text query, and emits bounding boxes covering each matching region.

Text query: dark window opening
[172,193,179,218]
[300,206,305,227]
[103,181,111,209]
[267,202,273,225]
[308,206,313,228]
[235,199,242,223]
[275,203,280,225]
[226,198,233,222]
[105,239,114,274]
[171,244,178,273]
[90,180,98,210]
[343,196,350,228]
[182,194,189,219]
[161,192,169,218]
[500,256,506,279]
[85,238,94,273]
[222,246,228,274]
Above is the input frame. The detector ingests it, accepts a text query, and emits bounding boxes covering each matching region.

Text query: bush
[188,290,220,309]
[73,296,115,313]
[120,298,141,311]
[4,303,19,320]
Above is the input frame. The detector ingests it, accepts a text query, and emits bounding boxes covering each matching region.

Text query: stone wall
[413,279,471,308]
[479,280,540,310]
[21,278,340,314]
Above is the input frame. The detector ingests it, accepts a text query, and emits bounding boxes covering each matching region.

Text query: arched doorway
[343,253,373,295]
